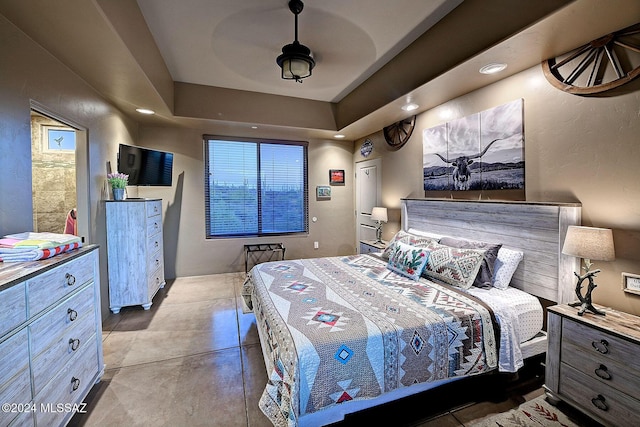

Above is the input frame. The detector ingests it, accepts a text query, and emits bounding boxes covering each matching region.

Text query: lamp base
[570,269,605,316]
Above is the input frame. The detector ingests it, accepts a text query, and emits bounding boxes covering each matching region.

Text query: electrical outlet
[314,241,319,249]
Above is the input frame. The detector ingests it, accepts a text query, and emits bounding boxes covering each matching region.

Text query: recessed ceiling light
[479,63,507,74]
[135,108,155,115]
[334,134,346,139]
[251,126,258,129]
[402,103,419,112]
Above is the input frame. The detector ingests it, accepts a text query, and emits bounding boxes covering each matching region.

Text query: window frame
[204,135,309,239]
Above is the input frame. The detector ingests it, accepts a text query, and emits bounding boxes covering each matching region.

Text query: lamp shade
[562,226,615,261]
[371,207,388,222]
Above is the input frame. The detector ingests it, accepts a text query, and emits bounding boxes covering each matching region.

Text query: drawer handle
[71,376,81,391]
[69,338,81,351]
[595,364,612,380]
[66,273,76,286]
[67,308,78,322]
[155,259,160,267]
[154,222,159,230]
[591,339,609,354]
[154,241,159,248]
[591,394,608,411]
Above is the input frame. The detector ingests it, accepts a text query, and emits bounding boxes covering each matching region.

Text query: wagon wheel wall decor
[542,23,640,95]
[383,115,416,149]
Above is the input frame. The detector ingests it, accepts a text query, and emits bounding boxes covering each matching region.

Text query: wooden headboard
[401,198,581,304]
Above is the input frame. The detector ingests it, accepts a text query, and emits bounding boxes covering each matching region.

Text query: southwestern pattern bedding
[242,253,500,426]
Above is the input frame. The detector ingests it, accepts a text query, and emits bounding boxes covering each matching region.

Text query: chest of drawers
[105,199,165,313]
[0,246,103,427]
[545,304,640,427]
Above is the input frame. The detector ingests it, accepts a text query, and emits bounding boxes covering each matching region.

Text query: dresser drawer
[0,328,29,389]
[0,369,31,427]
[8,409,34,427]
[28,255,95,315]
[146,232,163,256]
[562,318,640,373]
[146,200,162,217]
[30,284,94,357]
[34,342,99,427]
[0,329,31,427]
[146,216,162,237]
[148,266,164,296]
[30,289,98,394]
[147,250,163,274]
[560,363,640,427]
[0,283,27,336]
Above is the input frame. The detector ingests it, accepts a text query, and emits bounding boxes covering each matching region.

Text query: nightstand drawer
[560,363,640,427]
[562,338,640,397]
[360,240,386,254]
[562,318,640,373]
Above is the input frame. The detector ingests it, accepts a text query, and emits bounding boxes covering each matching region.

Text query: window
[204,136,308,238]
[42,125,76,153]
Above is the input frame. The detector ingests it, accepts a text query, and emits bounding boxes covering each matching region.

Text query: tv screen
[117,144,173,186]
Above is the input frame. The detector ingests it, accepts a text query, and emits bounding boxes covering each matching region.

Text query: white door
[355,158,381,251]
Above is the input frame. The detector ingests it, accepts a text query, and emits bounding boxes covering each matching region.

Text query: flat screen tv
[117,144,173,186]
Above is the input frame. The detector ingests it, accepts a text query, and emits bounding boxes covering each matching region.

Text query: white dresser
[105,199,165,313]
[545,304,640,427]
[0,246,103,427]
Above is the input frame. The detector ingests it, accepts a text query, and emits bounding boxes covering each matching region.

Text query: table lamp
[371,207,388,244]
[562,226,615,316]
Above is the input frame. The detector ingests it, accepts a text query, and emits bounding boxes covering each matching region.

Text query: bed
[242,198,581,426]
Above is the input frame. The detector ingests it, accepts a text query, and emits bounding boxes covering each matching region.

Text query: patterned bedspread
[242,254,499,426]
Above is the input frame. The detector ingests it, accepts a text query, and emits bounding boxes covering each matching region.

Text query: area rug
[469,395,580,427]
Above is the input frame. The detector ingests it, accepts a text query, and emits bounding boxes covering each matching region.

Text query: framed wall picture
[316,185,331,199]
[622,272,640,295]
[329,169,345,185]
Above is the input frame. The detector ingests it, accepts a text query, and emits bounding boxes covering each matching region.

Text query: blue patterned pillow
[422,242,486,289]
[387,241,430,281]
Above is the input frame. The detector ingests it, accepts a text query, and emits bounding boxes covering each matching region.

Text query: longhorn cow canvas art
[423,99,524,191]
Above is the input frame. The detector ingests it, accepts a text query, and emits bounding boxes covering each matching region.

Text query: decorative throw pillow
[492,248,524,290]
[422,242,487,289]
[439,237,502,288]
[386,241,430,281]
[381,230,437,260]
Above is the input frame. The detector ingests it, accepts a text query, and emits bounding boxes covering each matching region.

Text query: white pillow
[492,248,524,290]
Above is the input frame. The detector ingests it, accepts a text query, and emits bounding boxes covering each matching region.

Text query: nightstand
[545,304,640,427]
[359,240,387,254]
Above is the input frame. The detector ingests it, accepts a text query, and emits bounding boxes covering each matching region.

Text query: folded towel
[3,232,81,247]
[0,242,82,262]
[0,238,21,248]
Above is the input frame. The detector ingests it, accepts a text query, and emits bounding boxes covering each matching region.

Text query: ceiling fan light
[277,41,315,81]
[277,0,315,83]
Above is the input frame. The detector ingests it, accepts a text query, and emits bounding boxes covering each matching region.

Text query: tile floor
[69,273,591,427]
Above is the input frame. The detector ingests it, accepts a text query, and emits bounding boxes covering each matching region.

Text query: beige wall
[354,65,640,316]
[133,126,356,278]
[0,15,138,319]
